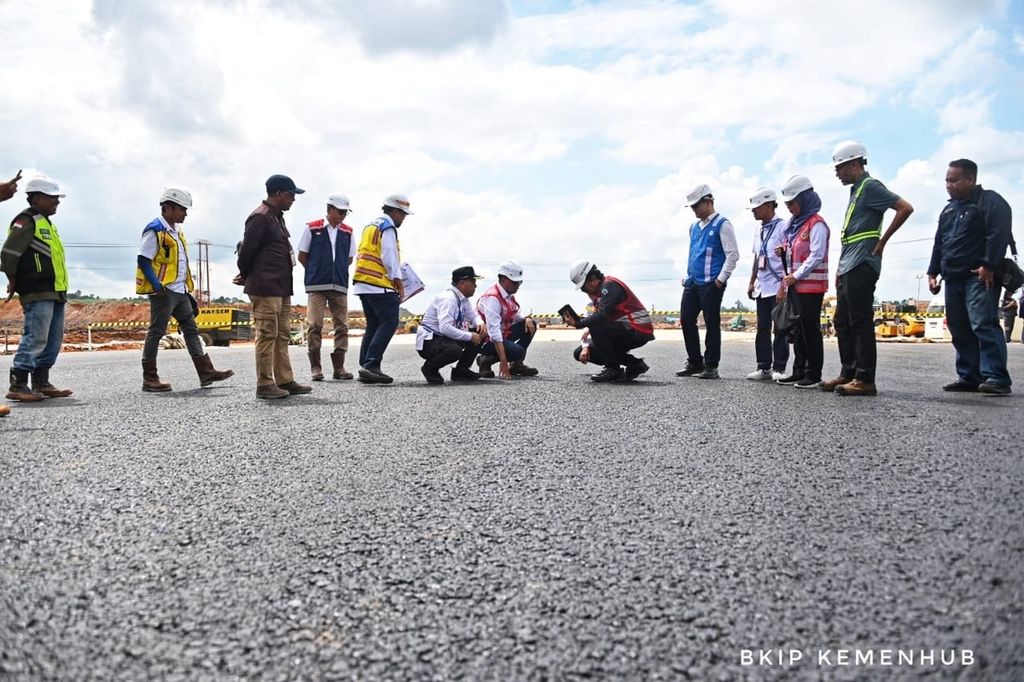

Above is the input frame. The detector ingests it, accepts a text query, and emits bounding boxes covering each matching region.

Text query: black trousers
[755,294,789,372]
[681,282,724,367]
[791,292,824,381]
[418,335,479,371]
[574,322,652,368]
[835,262,879,382]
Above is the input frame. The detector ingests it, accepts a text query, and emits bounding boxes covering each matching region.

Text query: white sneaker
[747,369,771,381]
[771,371,787,381]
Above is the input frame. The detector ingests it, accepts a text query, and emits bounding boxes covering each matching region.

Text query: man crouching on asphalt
[136,187,234,392]
[415,266,486,384]
[476,261,538,379]
[566,261,655,382]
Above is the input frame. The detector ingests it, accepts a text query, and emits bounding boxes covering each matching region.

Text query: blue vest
[303,221,352,293]
[686,214,727,285]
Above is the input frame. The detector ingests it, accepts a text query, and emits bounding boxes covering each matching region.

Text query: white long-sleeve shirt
[415,286,480,350]
[705,213,740,283]
[477,285,524,343]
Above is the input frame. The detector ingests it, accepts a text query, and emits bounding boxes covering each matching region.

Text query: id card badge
[758,255,767,269]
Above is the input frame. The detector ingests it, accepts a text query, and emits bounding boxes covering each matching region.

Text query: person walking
[297,194,357,381]
[745,187,789,381]
[237,174,312,399]
[415,266,485,384]
[476,261,538,379]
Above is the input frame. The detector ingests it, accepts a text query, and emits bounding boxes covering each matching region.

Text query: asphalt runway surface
[2,338,1022,681]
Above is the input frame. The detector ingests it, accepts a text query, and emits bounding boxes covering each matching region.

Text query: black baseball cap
[451,266,483,283]
[266,174,305,195]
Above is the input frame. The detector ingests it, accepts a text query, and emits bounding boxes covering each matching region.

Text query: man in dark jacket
[237,175,312,399]
[927,159,1013,395]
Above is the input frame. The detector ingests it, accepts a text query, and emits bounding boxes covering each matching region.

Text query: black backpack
[999,237,1024,293]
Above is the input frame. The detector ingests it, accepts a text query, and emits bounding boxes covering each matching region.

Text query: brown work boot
[509,360,539,376]
[820,375,854,392]
[192,353,234,387]
[256,384,289,399]
[308,350,324,381]
[477,354,496,378]
[31,368,73,398]
[330,350,353,380]
[142,359,172,392]
[277,380,313,395]
[7,368,45,402]
[835,379,878,396]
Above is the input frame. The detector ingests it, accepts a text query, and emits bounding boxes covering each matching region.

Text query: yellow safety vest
[352,218,400,290]
[841,177,882,246]
[135,221,194,294]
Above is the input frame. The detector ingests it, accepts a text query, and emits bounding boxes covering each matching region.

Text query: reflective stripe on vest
[687,214,727,285]
[476,282,520,338]
[353,218,399,289]
[789,214,829,294]
[135,220,193,294]
[30,213,68,292]
[841,177,882,246]
[590,276,654,334]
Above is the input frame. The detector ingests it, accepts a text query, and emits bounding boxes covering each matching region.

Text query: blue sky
[1,0,1022,314]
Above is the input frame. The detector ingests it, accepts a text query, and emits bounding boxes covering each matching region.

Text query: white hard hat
[832,140,867,167]
[780,174,814,202]
[748,187,777,208]
[685,183,712,207]
[160,187,192,208]
[497,260,524,282]
[383,193,413,215]
[327,194,352,212]
[25,176,65,197]
[570,260,595,289]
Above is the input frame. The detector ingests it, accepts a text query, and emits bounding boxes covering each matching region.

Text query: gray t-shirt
[837,174,899,276]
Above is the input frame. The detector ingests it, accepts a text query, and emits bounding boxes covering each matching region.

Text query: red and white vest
[788,214,829,294]
[590,276,654,334]
[477,283,520,338]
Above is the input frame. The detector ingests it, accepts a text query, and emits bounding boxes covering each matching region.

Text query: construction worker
[415,266,485,384]
[566,261,654,382]
[297,194,357,381]
[237,174,312,399]
[775,174,830,389]
[136,187,234,392]
[676,183,740,380]
[745,187,789,381]
[928,158,1013,395]
[1,176,73,403]
[476,260,538,380]
[826,141,914,396]
[352,194,413,384]
[0,170,22,416]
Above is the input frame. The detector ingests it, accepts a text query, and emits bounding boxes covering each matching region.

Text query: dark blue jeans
[755,294,789,372]
[358,292,400,371]
[479,320,535,363]
[945,277,1010,386]
[681,281,724,367]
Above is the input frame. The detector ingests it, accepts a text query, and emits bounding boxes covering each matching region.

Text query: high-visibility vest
[686,214,728,285]
[589,276,654,334]
[352,217,399,290]
[135,219,194,294]
[9,211,68,294]
[841,176,882,246]
[476,282,520,338]
[788,214,829,294]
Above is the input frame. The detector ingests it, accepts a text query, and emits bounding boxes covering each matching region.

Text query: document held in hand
[400,262,424,302]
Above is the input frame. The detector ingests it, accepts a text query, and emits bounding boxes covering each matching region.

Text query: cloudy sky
[2,0,1022,314]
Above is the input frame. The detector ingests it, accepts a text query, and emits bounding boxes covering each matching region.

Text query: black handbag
[998,237,1024,293]
[771,253,800,335]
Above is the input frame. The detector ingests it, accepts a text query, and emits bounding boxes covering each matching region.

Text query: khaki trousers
[306,291,349,354]
[250,295,294,387]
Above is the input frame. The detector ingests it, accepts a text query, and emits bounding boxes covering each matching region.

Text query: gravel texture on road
[2,339,1022,680]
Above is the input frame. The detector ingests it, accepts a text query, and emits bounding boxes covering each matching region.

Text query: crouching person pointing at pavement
[415,266,486,384]
[566,261,655,382]
[137,188,234,392]
[476,260,538,379]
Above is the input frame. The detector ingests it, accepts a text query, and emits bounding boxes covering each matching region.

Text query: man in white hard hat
[676,184,740,380]
[237,174,312,399]
[297,194,357,381]
[0,171,24,415]
[2,176,73,403]
[745,188,789,381]
[476,260,538,379]
[566,261,654,382]
[352,193,413,384]
[827,141,914,396]
[416,266,486,384]
[136,187,234,393]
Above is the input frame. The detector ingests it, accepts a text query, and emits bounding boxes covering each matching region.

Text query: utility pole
[195,240,212,306]
[916,274,923,309]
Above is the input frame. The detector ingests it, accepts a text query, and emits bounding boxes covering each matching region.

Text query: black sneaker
[421,365,444,385]
[978,380,1011,395]
[675,362,704,377]
[794,377,822,389]
[621,359,650,382]
[697,367,720,380]
[591,366,624,382]
[358,367,394,384]
[451,368,480,382]
[942,379,979,392]
[776,374,804,386]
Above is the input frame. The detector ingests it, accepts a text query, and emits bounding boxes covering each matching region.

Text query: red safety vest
[787,214,829,294]
[590,276,654,334]
[477,282,520,338]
